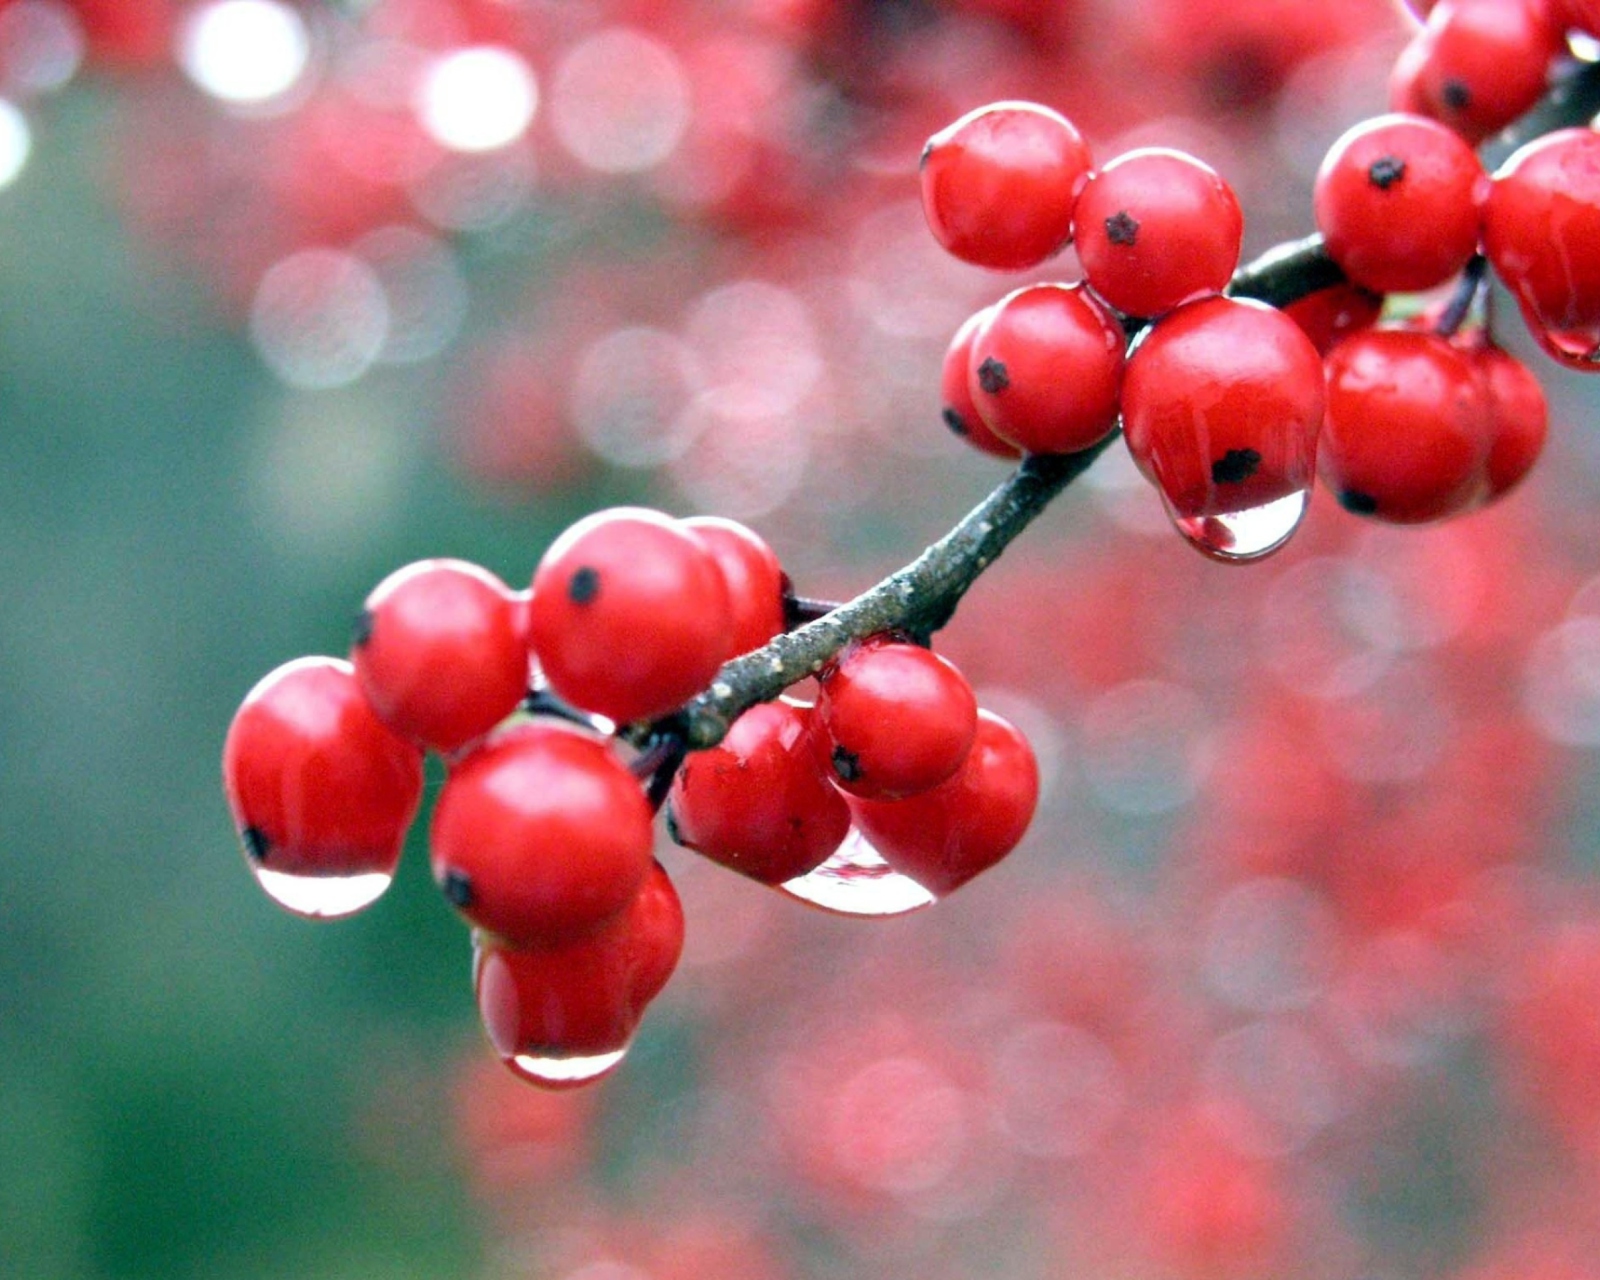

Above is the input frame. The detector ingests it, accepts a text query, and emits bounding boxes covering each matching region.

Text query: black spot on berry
[1105,210,1140,246]
[1212,448,1262,485]
[832,745,862,783]
[1340,490,1380,515]
[441,869,474,908]
[568,566,601,605]
[351,608,375,648]
[1368,156,1405,190]
[1441,79,1471,111]
[942,407,969,437]
[241,827,270,864]
[976,357,1010,394]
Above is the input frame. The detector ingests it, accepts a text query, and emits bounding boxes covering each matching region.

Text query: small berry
[849,709,1039,897]
[1073,147,1244,318]
[1283,283,1385,355]
[1313,113,1487,294]
[351,559,528,754]
[941,306,1023,461]
[817,638,978,800]
[966,282,1126,455]
[1320,328,1492,523]
[1470,341,1549,501]
[475,861,684,1087]
[668,699,850,884]
[430,721,655,946]
[919,101,1094,271]
[529,507,733,724]
[222,656,424,917]
[681,516,787,660]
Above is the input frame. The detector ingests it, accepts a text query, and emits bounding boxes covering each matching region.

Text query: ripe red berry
[940,306,1023,461]
[1470,341,1549,501]
[966,282,1125,455]
[222,656,424,918]
[681,515,787,660]
[1320,328,1492,522]
[668,698,850,884]
[351,559,528,754]
[529,507,734,724]
[817,638,978,800]
[475,860,684,1088]
[1563,0,1600,34]
[848,709,1039,897]
[1072,147,1244,319]
[430,721,655,946]
[1483,127,1600,369]
[1389,0,1564,145]
[1120,296,1325,555]
[919,101,1094,271]
[1313,113,1487,295]
[1283,283,1385,355]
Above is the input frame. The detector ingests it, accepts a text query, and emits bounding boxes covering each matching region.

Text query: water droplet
[251,867,392,919]
[1529,320,1600,371]
[777,829,936,917]
[505,1045,628,1088]
[1165,488,1309,563]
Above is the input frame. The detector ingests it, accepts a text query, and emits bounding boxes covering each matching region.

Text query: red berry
[1563,0,1600,33]
[919,101,1094,271]
[351,559,529,754]
[848,709,1039,897]
[475,860,684,1088]
[940,306,1023,461]
[668,698,850,884]
[1389,0,1564,145]
[966,282,1125,455]
[1320,328,1492,522]
[817,638,978,800]
[1313,113,1487,294]
[1283,283,1386,355]
[430,721,655,946]
[681,515,787,660]
[1120,296,1325,541]
[1470,341,1549,500]
[222,656,424,918]
[529,507,734,724]
[1483,127,1600,368]
[1073,147,1244,319]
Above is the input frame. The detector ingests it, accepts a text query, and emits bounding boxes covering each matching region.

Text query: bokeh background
[7,2,1600,1278]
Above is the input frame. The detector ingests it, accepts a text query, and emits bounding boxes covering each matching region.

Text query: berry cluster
[224,509,1039,1087]
[923,52,1594,554]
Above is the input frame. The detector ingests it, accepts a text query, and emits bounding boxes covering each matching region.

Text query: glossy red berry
[848,709,1039,897]
[1483,127,1600,369]
[668,698,850,884]
[966,282,1125,455]
[940,306,1023,460]
[222,656,424,918]
[1389,0,1564,145]
[430,721,655,946]
[681,515,787,660]
[529,507,733,724]
[1072,148,1243,319]
[1120,296,1325,555]
[1320,328,1492,522]
[475,860,684,1088]
[1283,283,1385,355]
[351,559,528,755]
[1313,113,1487,294]
[817,638,978,800]
[919,101,1094,271]
[1470,341,1549,500]
[1563,0,1600,34]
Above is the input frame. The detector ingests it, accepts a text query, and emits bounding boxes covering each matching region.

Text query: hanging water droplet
[1529,320,1600,372]
[504,1045,630,1089]
[251,866,393,919]
[778,829,936,917]
[1165,488,1309,564]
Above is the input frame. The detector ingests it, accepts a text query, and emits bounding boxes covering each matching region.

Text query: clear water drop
[1165,488,1309,563]
[251,866,392,919]
[1530,320,1600,371]
[777,829,936,918]
[506,1045,628,1088]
